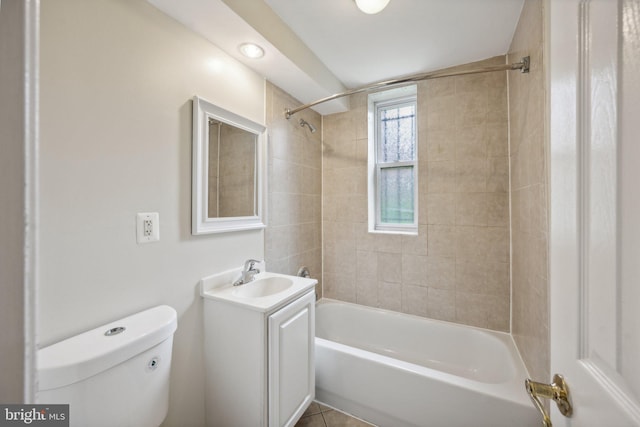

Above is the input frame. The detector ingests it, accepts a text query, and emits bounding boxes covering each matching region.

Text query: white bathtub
[315,299,540,427]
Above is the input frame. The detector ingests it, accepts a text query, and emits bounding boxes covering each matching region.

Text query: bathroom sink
[200,270,317,312]
[233,276,293,298]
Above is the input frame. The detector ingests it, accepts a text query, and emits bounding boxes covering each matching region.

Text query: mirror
[207,118,256,218]
[192,96,266,234]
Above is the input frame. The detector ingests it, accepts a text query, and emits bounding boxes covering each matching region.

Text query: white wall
[39,0,265,425]
[0,0,27,403]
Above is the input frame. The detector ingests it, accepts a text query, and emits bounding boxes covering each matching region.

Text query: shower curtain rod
[285,56,530,119]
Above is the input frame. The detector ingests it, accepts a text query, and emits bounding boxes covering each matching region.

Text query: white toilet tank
[37,305,178,427]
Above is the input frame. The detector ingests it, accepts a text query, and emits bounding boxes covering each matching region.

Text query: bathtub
[315,299,540,427]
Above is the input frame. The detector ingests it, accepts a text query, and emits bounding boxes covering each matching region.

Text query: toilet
[37,305,178,427]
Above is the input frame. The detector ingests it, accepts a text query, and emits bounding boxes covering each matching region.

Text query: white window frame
[367,85,418,234]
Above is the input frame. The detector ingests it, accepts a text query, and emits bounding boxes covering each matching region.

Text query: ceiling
[148,0,524,115]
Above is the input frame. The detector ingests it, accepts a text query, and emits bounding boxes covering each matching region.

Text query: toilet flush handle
[104,326,126,336]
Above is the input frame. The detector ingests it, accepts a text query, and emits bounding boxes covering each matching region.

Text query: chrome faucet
[233,259,261,286]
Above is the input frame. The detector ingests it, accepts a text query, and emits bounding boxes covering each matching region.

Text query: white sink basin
[233,276,293,298]
[200,270,317,313]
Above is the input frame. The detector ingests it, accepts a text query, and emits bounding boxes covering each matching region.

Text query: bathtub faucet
[233,259,261,286]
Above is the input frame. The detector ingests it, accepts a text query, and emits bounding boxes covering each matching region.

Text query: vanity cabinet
[202,283,315,427]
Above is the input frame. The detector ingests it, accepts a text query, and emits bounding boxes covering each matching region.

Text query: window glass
[380,166,415,224]
[379,104,416,163]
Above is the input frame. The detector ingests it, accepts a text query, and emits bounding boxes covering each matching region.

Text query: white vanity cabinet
[201,270,317,427]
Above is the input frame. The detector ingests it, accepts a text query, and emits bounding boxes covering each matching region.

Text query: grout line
[319,410,329,427]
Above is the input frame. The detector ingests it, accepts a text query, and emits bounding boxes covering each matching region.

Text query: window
[368,86,418,233]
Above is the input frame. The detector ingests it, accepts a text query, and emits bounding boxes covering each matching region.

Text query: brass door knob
[525,374,573,427]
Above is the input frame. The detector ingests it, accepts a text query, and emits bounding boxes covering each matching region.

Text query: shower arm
[285,56,530,119]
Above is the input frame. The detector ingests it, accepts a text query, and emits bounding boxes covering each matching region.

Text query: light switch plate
[137,212,159,243]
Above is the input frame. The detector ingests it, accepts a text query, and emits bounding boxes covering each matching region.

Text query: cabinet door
[268,291,315,427]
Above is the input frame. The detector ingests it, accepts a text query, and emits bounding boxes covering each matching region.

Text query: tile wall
[265,82,323,295]
[322,57,511,331]
[508,0,549,382]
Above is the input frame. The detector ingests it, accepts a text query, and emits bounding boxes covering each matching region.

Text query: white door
[549,0,640,425]
[268,290,315,427]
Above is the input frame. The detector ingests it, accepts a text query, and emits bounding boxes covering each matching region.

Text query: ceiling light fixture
[355,0,390,14]
[238,43,265,59]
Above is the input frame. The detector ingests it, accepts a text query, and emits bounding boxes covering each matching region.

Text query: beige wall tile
[265,84,322,303]
[455,193,488,226]
[426,193,456,225]
[487,193,509,226]
[300,194,321,224]
[487,157,509,193]
[270,192,292,226]
[428,225,457,257]
[401,225,428,255]
[424,78,455,98]
[486,123,508,157]
[324,195,367,223]
[323,112,356,144]
[322,56,511,333]
[427,288,456,322]
[269,158,292,193]
[455,158,487,192]
[426,129,456,161]
[455,261,487,294]
[373,233,403,253]
[454,73,490,94]
[455,91,488,127]
[351,94,369,141]
[426,95,457,130]
[401,254,428,286]
[425,256,456,290]
[355,222,377,250]
[356,277,378,307]
[356,250,378,280]
[484,294,510,331]
[427,160,456,193]
[265,225,290,261]
[402,284,429,317]
[455,226,487,261]
[324,221,357,244]
[378,281,402,311]
[455,292,509,331]
[456,260,509,296]
[324,241,356,275]
[456,126,488,160]
[323,138,357,170]
[378,252,402,283]
[485,226,510,263]
[508,0,549,381]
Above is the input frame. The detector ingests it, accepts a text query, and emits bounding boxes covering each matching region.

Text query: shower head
[299,118,317,134]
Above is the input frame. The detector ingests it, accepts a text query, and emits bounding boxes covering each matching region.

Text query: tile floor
[295,401,376,427]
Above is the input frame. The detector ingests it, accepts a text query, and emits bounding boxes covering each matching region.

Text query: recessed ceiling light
[355,0,390,14]
[238,43,265,59]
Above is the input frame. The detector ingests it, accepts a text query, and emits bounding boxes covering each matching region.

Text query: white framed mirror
[192,96,266,234]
